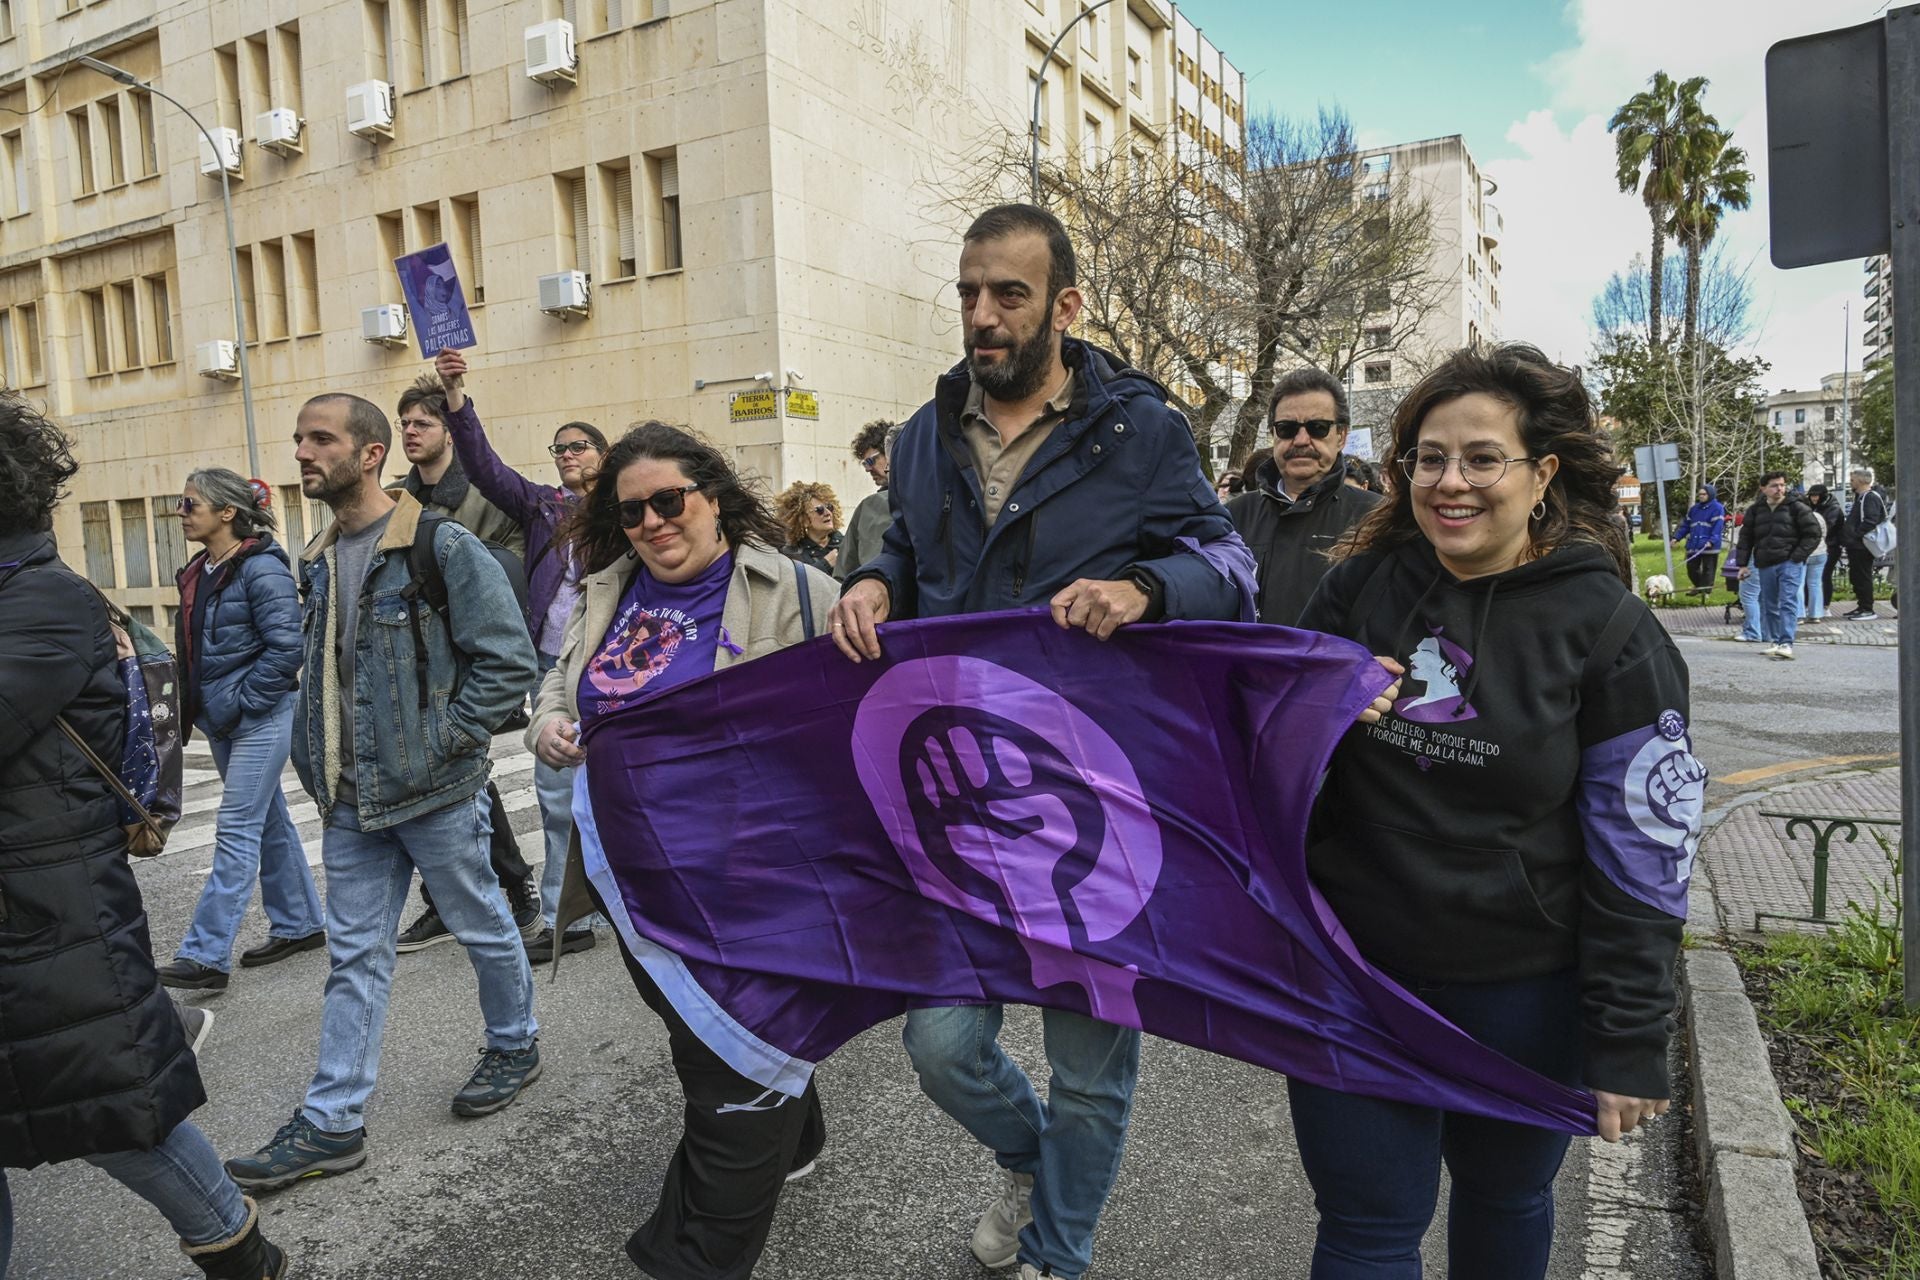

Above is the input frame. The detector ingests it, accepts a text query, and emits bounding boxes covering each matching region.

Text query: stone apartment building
[1864,254,1892,368]
[0,0,1241,625]
[1756,371,1865,491]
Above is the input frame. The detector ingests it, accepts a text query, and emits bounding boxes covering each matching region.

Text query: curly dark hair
[563,422,786,573]
[0,393,80,536]
[850,419,892,459]
[1334,343,1630,583]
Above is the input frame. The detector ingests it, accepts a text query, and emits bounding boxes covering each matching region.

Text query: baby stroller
[1721,553,1745,627]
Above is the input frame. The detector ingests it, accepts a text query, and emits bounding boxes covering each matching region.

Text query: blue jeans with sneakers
[1759,560,1806,648]
[904,1004,1140,1280]
[176,702,323,971]
[0,1120,248,1272]
[534,651,578,930]
[302,794,537,1132]
[1738,568,1768,641]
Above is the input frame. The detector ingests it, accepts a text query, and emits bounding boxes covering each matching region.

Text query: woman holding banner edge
[1294,344,1701,1278]
[527,421,837,1280]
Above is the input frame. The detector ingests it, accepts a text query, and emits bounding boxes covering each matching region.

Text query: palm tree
[1609,72,1707,352]
[1667,127,1752,353]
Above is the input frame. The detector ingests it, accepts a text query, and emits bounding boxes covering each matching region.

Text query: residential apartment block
[1864,254,1892,368]
[2,0,1241,625]
[1756,371,1865,490]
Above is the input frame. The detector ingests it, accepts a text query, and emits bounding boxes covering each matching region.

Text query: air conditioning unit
[361,304,409,347]
[538,270,590,318]
[525,20,578,85]
[346,80,395,140]
[255,108,304,155]
[195,340,240,380]
[198,127,244,178]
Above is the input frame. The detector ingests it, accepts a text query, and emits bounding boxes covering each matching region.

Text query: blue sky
[1177,0,1891,393]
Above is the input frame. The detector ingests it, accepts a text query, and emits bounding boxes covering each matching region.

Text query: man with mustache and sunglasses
[1225,367,1382,626]
[832,203,1255,1280]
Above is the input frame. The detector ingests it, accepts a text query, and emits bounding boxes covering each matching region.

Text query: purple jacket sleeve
[447,398,545,529]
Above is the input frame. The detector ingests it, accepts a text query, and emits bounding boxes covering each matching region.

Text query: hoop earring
[1531,499,1547,521]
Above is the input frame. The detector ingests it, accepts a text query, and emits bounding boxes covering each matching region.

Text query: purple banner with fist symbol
[576,610,1598,1134]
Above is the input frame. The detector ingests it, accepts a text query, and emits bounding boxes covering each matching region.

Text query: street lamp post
[79,56,261,479]
[1030,0,1120,201]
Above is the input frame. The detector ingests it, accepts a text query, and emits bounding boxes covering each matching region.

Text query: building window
[1029,72,1050,144]
[397,0,429,90]
[69,109,95,196]
[291,233,319,334]
[2,130,25,215]
[1825,405,1836,421]
[0,310,13,386]
[151,496,187,580]
[452,194,484,303]
[1127,50,1142,96]
[215,45,242,132]
[234,245,258,342]
[366,0,393,82]
[146,274,174,364]
[1773,410,1782,425]
[601,160,636,280]
[279,484,306,549]
[308,499,332,541]
[17,302,38,384]
[1078,4,1098,55]
[1082,112,1102,160]
[376,211,404,301]
[118,499,152,588]
[97,97,126,187]
[276,22,306,115]
[1364,361,1392,384]
[81,287,110,374]
[1366,286,1390,313]
[1794,408,1806,423]
[133,93,158,177]
[430,0,469,80]
[241,32,271,127]
[111,279,141,369]
[81,501,116,587]
[646,151,681,272]
[559,172,589,273]
[0,1,12,41]
[413,200,441,250]
[1364,325,1390,350]
[258,239,289,340]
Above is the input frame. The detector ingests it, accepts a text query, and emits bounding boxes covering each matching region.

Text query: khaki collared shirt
[960,370,1076,526]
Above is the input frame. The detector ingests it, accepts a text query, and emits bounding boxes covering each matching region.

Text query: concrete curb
[1681,947,1822,1278]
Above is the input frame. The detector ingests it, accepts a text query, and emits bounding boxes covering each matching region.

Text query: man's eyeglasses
[1398,446,1538,489]
[1270,418,1342,441]
[549,440,598,458]
[395,417,440,433]
[617,484,703,528]
[859,454,882,470]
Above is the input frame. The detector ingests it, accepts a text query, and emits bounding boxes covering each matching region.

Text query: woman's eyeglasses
[617,484,703,528]
[1398,447,1538,489]
[811,504,833,518]
[549,440,598,458]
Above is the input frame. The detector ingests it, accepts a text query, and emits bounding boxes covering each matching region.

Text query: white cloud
[1492,0,1889,391]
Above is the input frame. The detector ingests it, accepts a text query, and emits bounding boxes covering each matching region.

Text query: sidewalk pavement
[1695,765,1901,937]
[1656,603,1900,647]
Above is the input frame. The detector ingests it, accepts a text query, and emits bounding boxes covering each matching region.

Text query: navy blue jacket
[175,535,303,740]
[848,340,1255,621]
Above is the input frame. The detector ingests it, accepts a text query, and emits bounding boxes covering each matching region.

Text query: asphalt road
[21,625,1874,1277]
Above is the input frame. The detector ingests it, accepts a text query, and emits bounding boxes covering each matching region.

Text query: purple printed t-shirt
[579,553,733,727]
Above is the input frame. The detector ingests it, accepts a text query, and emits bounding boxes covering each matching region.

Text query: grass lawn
[1628,535,1868,610]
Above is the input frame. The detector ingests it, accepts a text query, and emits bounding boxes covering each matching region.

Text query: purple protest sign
[393,243,476,358]
[576,609,1599,1134]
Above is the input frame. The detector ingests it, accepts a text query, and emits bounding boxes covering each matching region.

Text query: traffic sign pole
[1886,4,1919,1007]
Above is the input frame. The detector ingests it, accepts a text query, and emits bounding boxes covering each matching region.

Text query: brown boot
[181,1196,288,1279]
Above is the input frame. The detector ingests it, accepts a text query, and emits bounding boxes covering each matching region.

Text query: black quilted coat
[0,531,204,1167]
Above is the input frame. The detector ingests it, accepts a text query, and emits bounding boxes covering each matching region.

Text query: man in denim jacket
[226,393,541,1196]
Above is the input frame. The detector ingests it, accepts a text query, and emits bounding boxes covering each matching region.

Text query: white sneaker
[1018,1267,1051,1280]
[1769,644,1795,660]
[971,1168,1035,1268]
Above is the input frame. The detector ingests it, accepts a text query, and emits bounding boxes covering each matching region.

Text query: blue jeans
[1803,552,1829,620]
[1737,569,1768,641]
[0,1120,248,1273]
[1758,560,1806,646]
[302,794,537,1131]
[535,651,577,929]
[177,703,324,971]
[903,1005,1141,1279]
[1287,969,1584,1279]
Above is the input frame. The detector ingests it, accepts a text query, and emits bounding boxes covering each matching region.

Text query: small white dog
[1644,574,1674,604]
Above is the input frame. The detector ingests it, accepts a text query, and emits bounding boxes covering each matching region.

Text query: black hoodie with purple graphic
[1298,538,1699,1099]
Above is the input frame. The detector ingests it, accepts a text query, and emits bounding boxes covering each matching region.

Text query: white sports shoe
[971,1168,1036,1268]
[1769,644,1796,660]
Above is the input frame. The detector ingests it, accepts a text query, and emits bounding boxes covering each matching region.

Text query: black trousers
[1823,552,1840,611]
[618,943,826,1280]
[422,780,531,909]
[1848,548,1878,611]
[1684,551,1719,589]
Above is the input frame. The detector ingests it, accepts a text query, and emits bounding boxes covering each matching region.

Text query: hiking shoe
[396,906,454,952]
[158,959,229,992]
[451,1044,542,1117]
[225,1112,366,1195]
[239,931,325,968]
[971,1168,1036,1268]
[176,1001,215,1056]
[505,877,543,941]
[525,926,596,963]
[1769,644,1796,660]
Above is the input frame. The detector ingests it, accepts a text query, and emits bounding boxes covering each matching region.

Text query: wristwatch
[1126,568,1167,623]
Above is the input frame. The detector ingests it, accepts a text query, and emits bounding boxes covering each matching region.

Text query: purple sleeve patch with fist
[1576,714,1705,918]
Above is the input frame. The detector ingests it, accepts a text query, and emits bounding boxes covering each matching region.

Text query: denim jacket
[293,492,538,830]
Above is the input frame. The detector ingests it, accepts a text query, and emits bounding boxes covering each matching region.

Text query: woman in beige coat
[527,421,833,1280]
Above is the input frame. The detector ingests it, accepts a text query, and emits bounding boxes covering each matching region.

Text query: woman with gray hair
[156,468,324,993]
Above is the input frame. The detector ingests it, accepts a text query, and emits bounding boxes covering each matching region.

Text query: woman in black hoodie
[1294,345,1699,1278]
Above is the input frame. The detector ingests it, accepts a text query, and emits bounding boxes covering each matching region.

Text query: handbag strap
[793,557,815,641]
[55,714,162,840]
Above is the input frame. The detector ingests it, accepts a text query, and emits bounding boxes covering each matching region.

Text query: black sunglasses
[811,504,833,517]
[1270,418,1342,440]
[617,483,702,528]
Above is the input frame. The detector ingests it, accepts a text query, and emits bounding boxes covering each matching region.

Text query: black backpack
[401,512,534,733]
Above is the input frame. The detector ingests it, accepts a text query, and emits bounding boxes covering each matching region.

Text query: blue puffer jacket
[175,535,303,740]
[848,339,1255,621]
[1671,485,1726,556]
